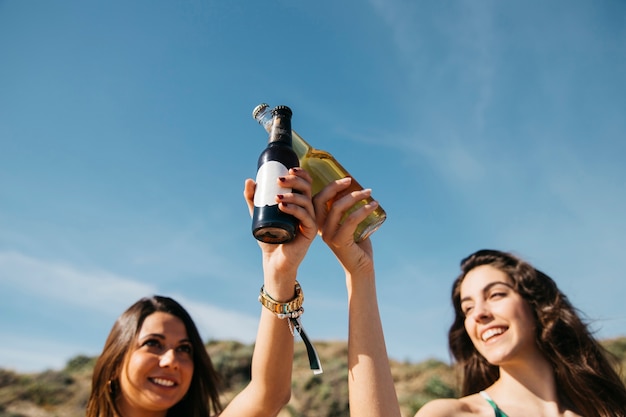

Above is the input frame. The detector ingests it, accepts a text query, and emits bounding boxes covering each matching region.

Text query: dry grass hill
[1,337,625,417]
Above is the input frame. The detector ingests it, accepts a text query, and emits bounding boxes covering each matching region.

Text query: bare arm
[314,178,402,417]
[346,267,401,417]
[220,168,316,417]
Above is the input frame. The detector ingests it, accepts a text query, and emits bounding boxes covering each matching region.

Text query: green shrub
[16,371,74,406]
[424,375,456,398]
[0,370,19,388]
[65,355,96,373]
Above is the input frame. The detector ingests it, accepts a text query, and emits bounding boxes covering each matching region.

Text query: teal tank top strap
[480,391,509,417]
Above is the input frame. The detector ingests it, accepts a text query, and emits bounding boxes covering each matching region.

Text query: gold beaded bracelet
[258,281,304,319]
[258,281,322,374]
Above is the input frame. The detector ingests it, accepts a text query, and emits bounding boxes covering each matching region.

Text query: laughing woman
[86,168,316,417]
[313,177,626,417]
[415,249,626,417]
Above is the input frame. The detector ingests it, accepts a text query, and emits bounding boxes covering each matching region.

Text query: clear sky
[1,0,625,373]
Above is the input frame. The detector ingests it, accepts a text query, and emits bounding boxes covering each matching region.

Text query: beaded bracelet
[258,281,304,317]
[258,281,322,374]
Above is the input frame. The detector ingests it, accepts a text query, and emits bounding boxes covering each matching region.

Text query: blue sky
[1,0,625,373]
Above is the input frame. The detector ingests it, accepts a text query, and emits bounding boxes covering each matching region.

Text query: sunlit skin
[117,312,194,417]
[460,265,541,368]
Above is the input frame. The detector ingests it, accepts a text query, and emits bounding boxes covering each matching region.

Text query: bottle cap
[272,105,292,117]
[252,103,270,120]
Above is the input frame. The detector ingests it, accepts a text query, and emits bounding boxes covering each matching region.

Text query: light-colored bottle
[252,103,386,242]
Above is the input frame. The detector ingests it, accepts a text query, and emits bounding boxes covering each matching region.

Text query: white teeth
[482,327,505,342]
[152,378,175,387]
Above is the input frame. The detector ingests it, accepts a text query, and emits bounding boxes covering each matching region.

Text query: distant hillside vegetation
[1,337,625,417]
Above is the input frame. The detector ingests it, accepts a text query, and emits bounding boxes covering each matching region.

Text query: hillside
[1,337,625,417]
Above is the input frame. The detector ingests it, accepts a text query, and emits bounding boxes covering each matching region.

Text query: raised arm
[220,167,316,417]
[314,178,402,417]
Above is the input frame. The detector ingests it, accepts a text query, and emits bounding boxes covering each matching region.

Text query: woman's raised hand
[243,167,316,274]
[312,177,378,276]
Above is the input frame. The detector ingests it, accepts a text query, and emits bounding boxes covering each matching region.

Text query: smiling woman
[85,168,319,417]
[458,265,540,369]
[417,249,626,417]
[126,312,195,404]
[87,297,219,417]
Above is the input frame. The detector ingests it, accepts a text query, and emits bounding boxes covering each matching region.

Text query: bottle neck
[290,131,310,159]
[269,113,292,146]
[254,104,311,158]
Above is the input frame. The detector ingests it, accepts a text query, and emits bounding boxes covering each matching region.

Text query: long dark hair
[86,295,223,417]
[448,249,626,417]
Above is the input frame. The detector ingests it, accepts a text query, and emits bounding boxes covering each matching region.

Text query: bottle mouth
[252,103,270,119]
[272,105,292,117]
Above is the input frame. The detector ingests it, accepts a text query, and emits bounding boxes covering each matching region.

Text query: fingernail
[277,194,284,200]
[338,177,351,184]
[278,177,286,182]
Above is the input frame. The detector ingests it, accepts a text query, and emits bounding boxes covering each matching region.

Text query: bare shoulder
[414,394,489,417]
[414,398,467,417]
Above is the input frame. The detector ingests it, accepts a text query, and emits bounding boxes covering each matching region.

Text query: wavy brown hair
[86,295,223,417]
[448,249,626,417]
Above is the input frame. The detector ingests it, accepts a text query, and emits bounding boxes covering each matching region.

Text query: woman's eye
[462,306,473,316]
[177,344,193,355]
[143,339,162,349]
[489,291,506,299]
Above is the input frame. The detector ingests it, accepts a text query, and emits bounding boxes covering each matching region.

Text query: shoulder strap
[480,391,509,417]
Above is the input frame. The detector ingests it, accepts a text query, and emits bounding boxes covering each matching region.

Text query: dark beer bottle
[251,105,300,243]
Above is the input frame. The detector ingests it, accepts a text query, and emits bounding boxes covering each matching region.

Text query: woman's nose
[470,301,492,322]
[159,348,179,368]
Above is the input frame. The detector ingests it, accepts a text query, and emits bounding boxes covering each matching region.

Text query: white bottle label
[254,160,291,207]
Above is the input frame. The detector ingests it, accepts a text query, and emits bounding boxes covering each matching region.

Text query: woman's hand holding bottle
[244,167,316,276]
[313,177,378,277]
